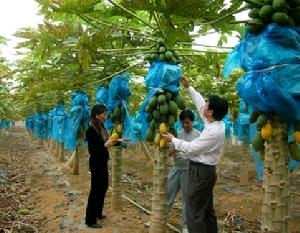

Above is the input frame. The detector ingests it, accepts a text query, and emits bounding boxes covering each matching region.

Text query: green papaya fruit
[256,114,268,130]
[150,119,157,129]
[157,38,164,45]
[110,112,116,122]
[165,92,172,101]
[114,107,121,118]
[157,94,167,104]
[145,128,155,142]
[152,110,161,120]
[272,0,288,11]
[259,5,273,20]
[169,100,178,114]
[161,116,168,123]
[247,24,263,34]
[290,7,300,24]
[250,109,261,123]
[247,18,266,33]
[174,94,185,110]
[252,132,265,152]
[144,54,152,61]
[249,8,260,18]
[272,12,289,24]
[160,103,169,115]
[289,142,300,161]
[151,53,159,60]
[148,96,157,109]
[172,51,180,59]
[294,120,300,131]
[165,51,173,60]
[145,105,151,113]
[168,115,176,126]
[159,54,165,61]
[159,46,166,53]
[171,57,178,65]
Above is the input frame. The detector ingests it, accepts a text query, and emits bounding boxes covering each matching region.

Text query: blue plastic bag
[52,104,66,143]
[224,24,300,122]
[64,91,91,151]
[236,100,251,143]
[106,73,135,143]
[96,86,109,105]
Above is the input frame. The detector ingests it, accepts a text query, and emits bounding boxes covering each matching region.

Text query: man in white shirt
[163,76,228,233]
[167,110,200,233]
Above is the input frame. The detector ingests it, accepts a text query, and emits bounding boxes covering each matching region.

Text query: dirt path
[0,127,155,233]
[1,126,299,233]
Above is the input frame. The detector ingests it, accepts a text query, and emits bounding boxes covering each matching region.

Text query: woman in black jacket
[85,104,116,228]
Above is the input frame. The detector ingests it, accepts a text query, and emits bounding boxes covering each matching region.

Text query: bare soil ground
[0,126,299,233]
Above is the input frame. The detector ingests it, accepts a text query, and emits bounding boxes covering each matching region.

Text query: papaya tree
[224,0,300,230]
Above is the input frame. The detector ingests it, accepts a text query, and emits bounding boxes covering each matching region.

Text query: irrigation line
[108,186,181,233]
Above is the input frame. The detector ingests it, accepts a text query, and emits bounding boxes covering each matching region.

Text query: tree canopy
[8,0,247,119]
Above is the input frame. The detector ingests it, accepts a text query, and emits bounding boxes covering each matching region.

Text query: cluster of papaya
[245,0,300,34]
[145,91,185,149]
[250,109,300,161]
[144,39,182,64]
[109,104,125,140]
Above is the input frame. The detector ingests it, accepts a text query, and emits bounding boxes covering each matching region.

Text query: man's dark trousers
[186,161,217,233]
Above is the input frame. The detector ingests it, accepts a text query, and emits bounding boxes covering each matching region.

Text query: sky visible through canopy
[0,0,248,62]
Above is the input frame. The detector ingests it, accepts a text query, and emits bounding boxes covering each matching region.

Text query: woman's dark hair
[208,95,228,121]
[91,104,107,119]
[90,104,107,136]
[179,110,195,121]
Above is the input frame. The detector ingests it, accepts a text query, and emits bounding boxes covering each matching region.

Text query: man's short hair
[179,110,195,122]
[208,95,228,121]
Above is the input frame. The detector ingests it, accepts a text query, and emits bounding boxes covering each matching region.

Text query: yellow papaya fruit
[159,123,168,134]
[159,138,168,149]
[154,133,161,145]
[259,150,265,161]
[261,123,272,140]
[116,123,122,134]
[111,132,119,140]
[293,131,300,144]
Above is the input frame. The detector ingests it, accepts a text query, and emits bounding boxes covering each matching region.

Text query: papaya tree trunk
[111,146,123,212]
[37,138,43,146]
[72,146,79,175]
[57,142,65,162]
[54,140,59,158]
[240,141,250,186]
[48,138,55,154]
[149,149,168,233]
[65,150,76,168]
[261,116,290,233]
